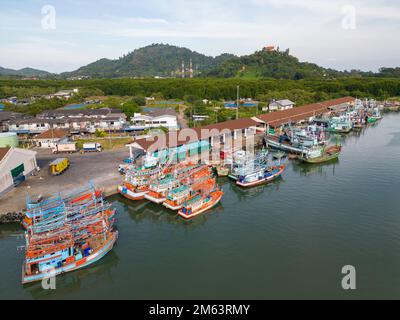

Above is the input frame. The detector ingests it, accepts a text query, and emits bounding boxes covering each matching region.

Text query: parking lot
[0,147,130,216]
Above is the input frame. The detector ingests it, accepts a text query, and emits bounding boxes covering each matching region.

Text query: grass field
[75,137,133,151]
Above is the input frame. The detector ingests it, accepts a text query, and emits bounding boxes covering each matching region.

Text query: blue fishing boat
[21,183,118,284]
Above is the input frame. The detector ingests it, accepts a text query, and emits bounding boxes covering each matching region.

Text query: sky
[0,0,399,73]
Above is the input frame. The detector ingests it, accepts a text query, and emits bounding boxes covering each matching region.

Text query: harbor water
[1,113,400,299]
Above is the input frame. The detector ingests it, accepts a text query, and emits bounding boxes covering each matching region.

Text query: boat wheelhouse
[145,175,181,204]
[163,176,216,211]
[177,188,223,219]
[327,115,353,133]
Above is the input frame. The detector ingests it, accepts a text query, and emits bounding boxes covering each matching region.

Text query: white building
[0,147,38,198]
[266,99,295,111]
[46,89,79,100]
[130,110,178,131]
[7,108,127,134]
[32,128,69,148]
[8,119,52,134]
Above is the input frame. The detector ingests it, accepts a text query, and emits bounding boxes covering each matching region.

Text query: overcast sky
[1,0,399,73]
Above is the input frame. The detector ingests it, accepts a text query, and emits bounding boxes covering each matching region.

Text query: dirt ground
[0,147,130,216]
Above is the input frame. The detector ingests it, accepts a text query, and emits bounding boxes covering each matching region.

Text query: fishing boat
[21,183,118,284]
[163,177,216,211]
[145,174,181,204]
[229,149,269,181]
[368,107,383,122]
[327,116,353,133]
[265,134,307,154]
[22,229,118,284]
[22,184,105,230]
[118,154,177,201]
[236,165,285,188]
[298,145,342,164]
[150,164,212,206]
[177,187,223,219]
[163,184,192,210]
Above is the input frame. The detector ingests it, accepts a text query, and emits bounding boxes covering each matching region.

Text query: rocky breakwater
[0,212,23,224]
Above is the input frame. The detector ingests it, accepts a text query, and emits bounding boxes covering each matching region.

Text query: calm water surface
[1,113,400,299]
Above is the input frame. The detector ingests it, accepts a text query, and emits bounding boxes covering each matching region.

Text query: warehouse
[255,97,355,129]
[0,147,38,198]
[126,118,259,162]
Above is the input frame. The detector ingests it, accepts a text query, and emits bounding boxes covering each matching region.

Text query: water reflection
[0,223,23,239]
[228,177,284,201]
[291,159,339,177]
[113,195,223,229]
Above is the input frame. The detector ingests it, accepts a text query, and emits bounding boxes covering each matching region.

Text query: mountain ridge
[0,66,53,78]
[1,43,399,79]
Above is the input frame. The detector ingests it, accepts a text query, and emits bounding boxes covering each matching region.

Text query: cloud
[0,0,399,72]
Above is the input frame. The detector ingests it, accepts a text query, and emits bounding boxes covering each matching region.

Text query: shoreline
[0,148,129,224]
[0,185,120,225]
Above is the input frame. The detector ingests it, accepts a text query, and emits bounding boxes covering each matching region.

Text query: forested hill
[60,44,236,78]
[205,48,345,79]
[0,66,53,78]
[2,43,400,80]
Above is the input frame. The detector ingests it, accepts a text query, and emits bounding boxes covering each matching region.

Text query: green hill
[205,48,343,80]
[4,44,400,80]
[0,66,52,78]
[61,43,236,78]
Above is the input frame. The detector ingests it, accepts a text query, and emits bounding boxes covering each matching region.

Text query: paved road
[177,104,189,129]
[0,147,130,216]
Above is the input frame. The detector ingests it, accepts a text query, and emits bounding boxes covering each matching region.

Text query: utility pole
[108,123,112,149]
[236,85,240,120]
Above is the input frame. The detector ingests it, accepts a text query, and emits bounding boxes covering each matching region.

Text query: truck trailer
[52,142,77,154]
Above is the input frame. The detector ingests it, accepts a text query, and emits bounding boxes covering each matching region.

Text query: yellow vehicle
[49,158,70,175]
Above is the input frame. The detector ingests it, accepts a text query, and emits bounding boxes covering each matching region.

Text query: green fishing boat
[299,145,342,164]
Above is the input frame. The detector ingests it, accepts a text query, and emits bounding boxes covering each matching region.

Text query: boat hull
[265,137,304,154]
[178,191,223,219]
[163,202,183,211]
[236,166,285,188]
[22,231,118,284]
[118,185,147,200]
[326,128,352,133]
[144,193,166,204]
[299,152,340,164]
